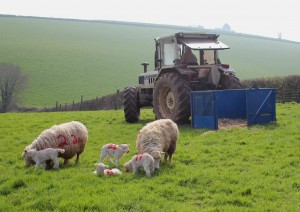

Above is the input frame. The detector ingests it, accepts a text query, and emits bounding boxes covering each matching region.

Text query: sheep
[22,121,88,167]
[22,148,65,170]
[136,119,179,170]
[123,153,154,177]
[93,163,122,175]
[99,143,129,168]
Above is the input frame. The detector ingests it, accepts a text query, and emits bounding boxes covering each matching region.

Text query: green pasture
[0,16,300,108]
[0,103,299,211]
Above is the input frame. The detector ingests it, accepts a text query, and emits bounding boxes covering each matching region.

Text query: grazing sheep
[22,148,65,170]
[136,119,179,169]
[123,153,154,177]
[93,163,122,175]
[99,143,129,168]
[23,121,88,167]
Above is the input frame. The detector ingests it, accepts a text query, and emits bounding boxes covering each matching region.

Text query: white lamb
[93,163,122,175]
[99,143,129,167]
[123,153,155,177]
[136,119,179,170]
[22,148,65,170]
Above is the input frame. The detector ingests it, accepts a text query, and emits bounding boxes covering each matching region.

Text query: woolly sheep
[93,163,122,175]
[99,143,129,168]
[22,121,88,166]
[23,148,65,170]
[136,119,179,170]
[123,153,154,177]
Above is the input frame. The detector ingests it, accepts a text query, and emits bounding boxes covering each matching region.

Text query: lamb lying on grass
[22,148,65,170]
[123,153,154,177]
[136,119,179,170]
[93,163,122,175]
[99,143,129,168]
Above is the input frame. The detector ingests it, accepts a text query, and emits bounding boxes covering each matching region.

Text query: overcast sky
[1,0,299,42]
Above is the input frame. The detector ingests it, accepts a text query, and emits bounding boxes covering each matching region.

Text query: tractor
[123,32,241,124]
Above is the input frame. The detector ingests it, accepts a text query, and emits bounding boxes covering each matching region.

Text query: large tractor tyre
[123,86,140,123]
[219,74,242,89]
[153,73,191,124]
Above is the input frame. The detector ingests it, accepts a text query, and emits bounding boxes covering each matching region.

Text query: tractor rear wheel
[153,73,191,124]
[123,86,140,123]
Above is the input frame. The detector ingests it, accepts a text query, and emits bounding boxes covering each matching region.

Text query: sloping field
[0,16,299,108]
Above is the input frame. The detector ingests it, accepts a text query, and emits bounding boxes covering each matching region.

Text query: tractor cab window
[203,50,216,65]
[163,43,177,65]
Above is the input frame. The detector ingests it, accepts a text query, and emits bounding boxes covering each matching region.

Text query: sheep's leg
[99,152,105,163]
[132,167,138,174]
[115,158,119,168]
[168,153,173,162]
[64,158,69,165]
[42,162,47,170]
[75,153,80,164]
[144,167,151,177]
[164,153,168,161]
[53,158,59,169]
[35,161,40,170]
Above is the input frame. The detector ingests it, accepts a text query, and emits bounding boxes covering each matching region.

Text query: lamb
[99,143,129,168]
[93,163,122,175]
[136,119,179,170]
[22,121,88,167]
[123,153,154,177]
[22,148,65,170]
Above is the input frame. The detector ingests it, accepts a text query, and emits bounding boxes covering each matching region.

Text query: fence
[275,89,300,103]
[41,90,124,112]
[37,88,299,112]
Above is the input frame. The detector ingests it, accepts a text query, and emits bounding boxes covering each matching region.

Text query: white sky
[1,0,300,42]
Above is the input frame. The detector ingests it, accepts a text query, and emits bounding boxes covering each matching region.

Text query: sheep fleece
[136,119,178,156]
[25,121,88,160]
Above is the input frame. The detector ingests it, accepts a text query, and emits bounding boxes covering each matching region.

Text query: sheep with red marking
[22,121,88,167]
[123,153,154,177]
[99,143,129,168]
[136,119,179,170]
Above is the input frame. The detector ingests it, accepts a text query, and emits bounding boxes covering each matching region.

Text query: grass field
[0,103,299,211]
[0,16,300,108]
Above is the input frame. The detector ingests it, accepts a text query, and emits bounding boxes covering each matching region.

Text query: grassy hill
[0,103,299,210]
[0,15,300,108]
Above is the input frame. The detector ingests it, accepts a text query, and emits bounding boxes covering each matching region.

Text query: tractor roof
[155,32,229,50]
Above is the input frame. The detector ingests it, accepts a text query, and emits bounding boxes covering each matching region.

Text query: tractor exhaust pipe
[141,62,149,73]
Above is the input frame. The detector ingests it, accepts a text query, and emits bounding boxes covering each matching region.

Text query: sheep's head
[119,144,130,153]
[22,149,36,166]
[95,163,109,174]
[123,161,132,172]
[151,151,164,170]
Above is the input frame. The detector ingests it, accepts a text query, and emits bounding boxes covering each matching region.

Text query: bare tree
[0,63,28,112]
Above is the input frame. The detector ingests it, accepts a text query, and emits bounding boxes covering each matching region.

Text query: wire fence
[275,88,300,103]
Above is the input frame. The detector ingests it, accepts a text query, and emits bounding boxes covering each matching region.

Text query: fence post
[80,95,83,110]
[56,101,58,111]
[115,90,119,110]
